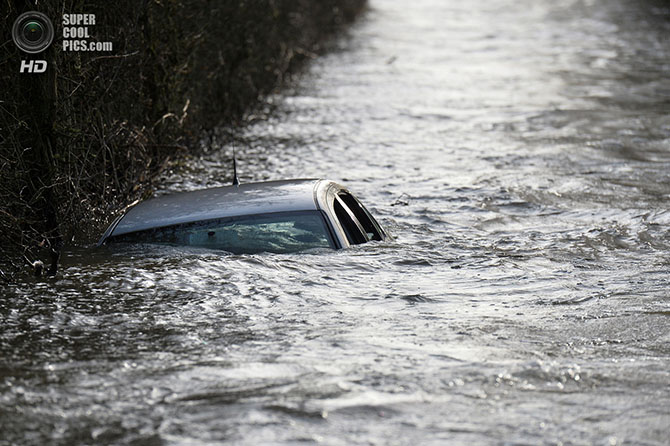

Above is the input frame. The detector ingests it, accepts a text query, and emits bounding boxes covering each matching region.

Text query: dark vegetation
[0,0,366,279]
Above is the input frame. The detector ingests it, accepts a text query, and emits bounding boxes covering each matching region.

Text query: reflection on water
[2,0,669,444]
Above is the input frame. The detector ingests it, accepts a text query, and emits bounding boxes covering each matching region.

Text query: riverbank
[0,0,367,279]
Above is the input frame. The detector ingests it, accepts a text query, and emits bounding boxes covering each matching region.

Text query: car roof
[111,179,324,236]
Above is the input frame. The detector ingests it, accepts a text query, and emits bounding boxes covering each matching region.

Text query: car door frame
[315,180,382,248]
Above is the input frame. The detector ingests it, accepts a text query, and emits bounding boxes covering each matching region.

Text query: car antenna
[232,143,240,186]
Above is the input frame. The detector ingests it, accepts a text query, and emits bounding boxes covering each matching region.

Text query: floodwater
[2,0,670,444]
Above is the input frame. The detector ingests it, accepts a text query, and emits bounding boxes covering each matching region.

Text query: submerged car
[98,179,387,254]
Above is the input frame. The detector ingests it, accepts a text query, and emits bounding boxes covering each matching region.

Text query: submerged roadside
[0,0,367,280]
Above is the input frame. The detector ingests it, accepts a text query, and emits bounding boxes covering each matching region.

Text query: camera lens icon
[12,12,54,54]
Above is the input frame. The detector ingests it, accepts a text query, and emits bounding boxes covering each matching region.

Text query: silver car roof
[111,179,324,236]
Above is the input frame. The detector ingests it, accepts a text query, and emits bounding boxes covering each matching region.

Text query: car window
[332,196,367,245]
[337,192,384,241]
[107,211,334,254]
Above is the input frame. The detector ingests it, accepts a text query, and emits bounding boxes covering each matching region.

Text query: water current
[2,0,670,444]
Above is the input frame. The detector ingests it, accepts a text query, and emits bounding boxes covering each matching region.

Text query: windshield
[107,211,335,254]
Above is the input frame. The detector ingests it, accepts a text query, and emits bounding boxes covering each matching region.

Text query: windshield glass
[107,211,334,254]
